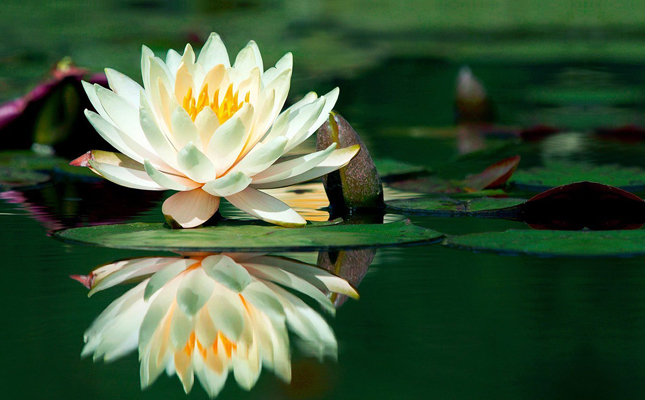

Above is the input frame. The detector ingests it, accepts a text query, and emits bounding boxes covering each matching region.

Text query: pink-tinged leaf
[0,98,28,130]
[463,155,521,191]
[70,274,94,289]
[87,72,108,87]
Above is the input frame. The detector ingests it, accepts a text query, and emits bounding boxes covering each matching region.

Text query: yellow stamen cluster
[182,331,238,361]
[183,84,250,124]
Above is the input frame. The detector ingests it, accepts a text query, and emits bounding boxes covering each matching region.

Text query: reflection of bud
[455,66,494,125]
[75,253,358,398]
[318,249,375,307]
[316,112,384,214]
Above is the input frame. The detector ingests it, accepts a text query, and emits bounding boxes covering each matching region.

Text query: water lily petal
[206,290,245,342]
[262,68,291,129]
[233,40,263,76]
[240,281,285,320]
[245,264,335,313]
[202,171,251,197]
[194,107,220,148]
[180,43,196,68]
[88,159,165,191]
[285,88,339,152]
[233,342,261,390]
[232,136,287,177]
[144,159,200,191]
[252,145,359,189]
[169,307,194,350]
[174,349,195,394]
[166,49,182,75]
[95,86,152,150]
[162,189,220,228]
[171,107,202,151]
[197,33,230,70]
[262,52,292,87]
[202,255,252,293]
[237,67,261,109]
[144,259,197,300]
[283,97,325,142]
[139,277,181,352]
[139,93,179,168]
[177,142,216,183]
[105,68,143,108]
[140,45,155,94]
[206,104,252,175]
[177,267,214,316]
[200,64,228,100]
[89,257,178,297]
[174,62,195,101]
[251,143,337,185]
[225,187,306,227]
[250,256,359,299]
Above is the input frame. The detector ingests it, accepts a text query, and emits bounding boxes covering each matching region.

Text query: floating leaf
[373,158,430,182]
[511,163,645,191]
[0,150,100,187]
[520,181,645,230]
[444,229,645,257]
[463,155,521,191]
[0,167,51,189]
[389,156,519,195]
[387,197,525,216]
[54,220,443,252]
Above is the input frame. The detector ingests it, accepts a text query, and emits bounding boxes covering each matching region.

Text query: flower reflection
[74,253,359,397]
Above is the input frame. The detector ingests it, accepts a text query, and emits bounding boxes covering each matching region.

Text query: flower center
[182,84,250,124]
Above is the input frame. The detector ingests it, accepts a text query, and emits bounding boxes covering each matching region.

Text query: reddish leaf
[520,125,560,142]
[463,155,521,191]
[595,125,645,142]
[521,181,645,230]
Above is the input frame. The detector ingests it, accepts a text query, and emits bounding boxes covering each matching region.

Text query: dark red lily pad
[594,125,645,142]
[518,181,645,230]
[387,182,645,231]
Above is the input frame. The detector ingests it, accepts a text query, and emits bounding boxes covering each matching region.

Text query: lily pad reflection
[74,252,364,398]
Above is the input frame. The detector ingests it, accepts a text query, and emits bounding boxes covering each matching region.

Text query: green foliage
[445,229,645,257]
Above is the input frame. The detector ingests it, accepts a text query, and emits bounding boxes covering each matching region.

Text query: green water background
[3,0,645,399]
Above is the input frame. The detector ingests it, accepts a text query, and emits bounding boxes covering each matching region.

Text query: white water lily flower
[77,253,358,398]
[75,33,359,228]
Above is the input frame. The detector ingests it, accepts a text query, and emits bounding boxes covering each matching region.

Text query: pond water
[3,1,645,399]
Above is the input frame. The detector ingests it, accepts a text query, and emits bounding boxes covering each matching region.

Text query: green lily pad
[388,176,508,197]
[54,220,443,252]
[373,158,430,181]
[0,150,100,187]
[387,197,525,216]
[444,229,645,257]
[0,167,51,188]
[512,163,645,191]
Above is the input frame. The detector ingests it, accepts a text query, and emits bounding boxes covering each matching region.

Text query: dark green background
[3,0,645,399]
